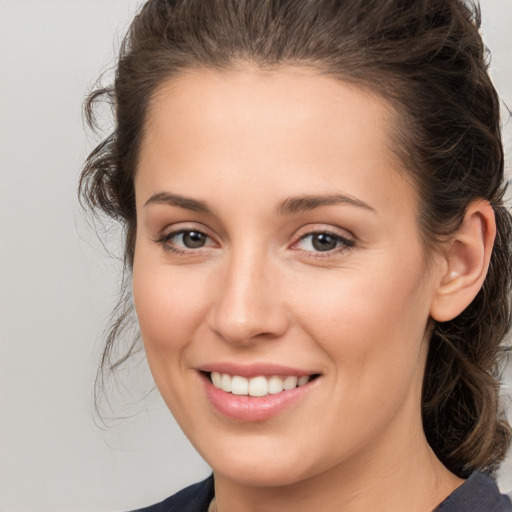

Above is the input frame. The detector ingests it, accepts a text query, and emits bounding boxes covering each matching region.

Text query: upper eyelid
[293,225,355,242]
[297,229,352,239]
[292,232,354,247]
[290,233,355,262]
[156,229,217,255]
[155,223,355,248]
[160,222,214,238]
[153,224,217,249]
[164,227,209,237]
[163,228,215,244]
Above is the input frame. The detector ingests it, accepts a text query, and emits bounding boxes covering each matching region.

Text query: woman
[80,0,512,510]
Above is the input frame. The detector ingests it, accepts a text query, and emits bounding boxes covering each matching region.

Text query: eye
[294,231,354,254]
[157,228,214,253]
[175,230,208,249]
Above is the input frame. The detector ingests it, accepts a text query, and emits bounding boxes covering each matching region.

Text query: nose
[206,249,290,345]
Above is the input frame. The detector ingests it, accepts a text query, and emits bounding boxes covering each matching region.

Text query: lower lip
[201,374,318,422]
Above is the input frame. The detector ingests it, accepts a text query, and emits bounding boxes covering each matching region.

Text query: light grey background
[0,1,511,511]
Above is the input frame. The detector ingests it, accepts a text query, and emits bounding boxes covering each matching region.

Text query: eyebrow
[277,194,376,215]
[144,192,213,213]
[143,191,375,215]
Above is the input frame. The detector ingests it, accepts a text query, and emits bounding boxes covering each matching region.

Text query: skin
[131,66,487,512]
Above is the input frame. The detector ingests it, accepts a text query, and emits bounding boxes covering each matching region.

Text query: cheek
[294,253,431,388]
[131,250,209,358]
[131,249,216,420]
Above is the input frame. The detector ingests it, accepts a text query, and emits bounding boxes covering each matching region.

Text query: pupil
[183,231,206,248]
[312,233,337,251]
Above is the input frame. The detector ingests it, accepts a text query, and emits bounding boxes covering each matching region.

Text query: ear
[430,200,496,322]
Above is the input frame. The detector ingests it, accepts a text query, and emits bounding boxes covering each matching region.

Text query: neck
[212,420,463,512]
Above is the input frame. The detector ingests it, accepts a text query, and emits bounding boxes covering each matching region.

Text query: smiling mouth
[206,372,320,397]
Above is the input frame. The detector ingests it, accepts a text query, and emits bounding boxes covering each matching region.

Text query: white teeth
[210,372,313,396]
[249,376,268,397]
[268,375,284,394]
[211,371,222,388]
[283,376,298,390]
[231,375,249,395]
[298,376,310,386]
[221,373,232,392]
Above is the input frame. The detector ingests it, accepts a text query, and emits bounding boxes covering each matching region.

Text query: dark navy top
[434,472,510,511]
[132,475,214,512]
[132,472,511,512]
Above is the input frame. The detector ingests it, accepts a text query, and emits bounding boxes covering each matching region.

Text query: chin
[193,432,329,488]
[213,458,312,488]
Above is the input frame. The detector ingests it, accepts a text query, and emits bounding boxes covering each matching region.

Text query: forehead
[145,65,396,150]
[137,66,414,219]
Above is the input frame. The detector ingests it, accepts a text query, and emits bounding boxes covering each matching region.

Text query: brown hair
[80,0,512,477]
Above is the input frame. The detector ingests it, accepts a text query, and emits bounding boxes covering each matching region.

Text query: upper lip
[198,362,319,378]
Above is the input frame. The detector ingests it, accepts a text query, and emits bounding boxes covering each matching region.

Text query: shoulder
[435,472,511,512]
[129,475,215,512]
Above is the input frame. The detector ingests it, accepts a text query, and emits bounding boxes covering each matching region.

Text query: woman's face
[133,67,443,486]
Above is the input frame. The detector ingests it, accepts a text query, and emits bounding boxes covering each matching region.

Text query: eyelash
[154,228,355,258]
[155,229,213,256]
[293,231,355,259]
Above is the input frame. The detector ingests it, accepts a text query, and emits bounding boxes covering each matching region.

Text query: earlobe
[430,201,496,322]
